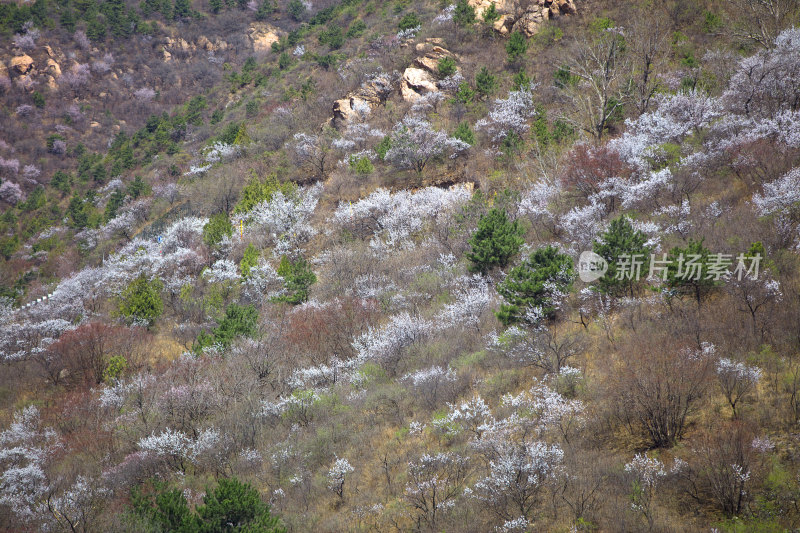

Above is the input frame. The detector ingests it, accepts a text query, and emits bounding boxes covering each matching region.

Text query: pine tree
[496,245,575,325]
[466,208,524,274]
[475,67,498,99]
[506,31,528,62]
[592,215,651,297]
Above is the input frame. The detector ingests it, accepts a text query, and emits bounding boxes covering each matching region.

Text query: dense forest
[2,0,800,531]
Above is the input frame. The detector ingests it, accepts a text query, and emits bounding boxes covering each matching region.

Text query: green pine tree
[466,207,524,274]
[506,31,528,62]
[496,245,575,325]
[592,216,651,297]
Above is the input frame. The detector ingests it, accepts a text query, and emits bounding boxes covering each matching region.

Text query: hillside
[2,0,800,531]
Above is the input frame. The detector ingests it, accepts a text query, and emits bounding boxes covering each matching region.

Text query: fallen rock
[248,23,285,54]
[11,55,34,74]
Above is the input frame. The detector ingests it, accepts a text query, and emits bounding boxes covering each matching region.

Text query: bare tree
[625,11,670,115]
[728,0,800,48]
[560,27,630,141]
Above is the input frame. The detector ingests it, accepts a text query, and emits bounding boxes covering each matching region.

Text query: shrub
[103,355,127,383]
[483,3,500,24]
[234,174,296,214]
[349,155,374,174]
[319,24,344,49]
[347,19,366,38]
[118,275,164,326]
[466,207,524,274]
[31,91,45,108]
[240,244,259,278]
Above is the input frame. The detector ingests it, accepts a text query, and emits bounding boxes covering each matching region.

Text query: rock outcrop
[468,0,577,36]
[401,68,438,101]
[332,96,371,128]
[11,55,34,75]
[248,23,285,54]
[400,40,461,102]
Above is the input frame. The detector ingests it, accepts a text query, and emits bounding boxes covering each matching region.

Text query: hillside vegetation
[2,0,800,531]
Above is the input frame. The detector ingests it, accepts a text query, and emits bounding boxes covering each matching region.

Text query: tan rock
[248,23,285,54]
[401,67,438,101]
[11,55,34,74]
[197,35,212,50]
[332,96,371,128]
[45,58,61,77]
[467,0,575,36]
[90,121,101,128]
[414,38,445,54]
[47,76,57,90]
[163,49,172,62]
[0,62,8,79]
[44,45,54,57]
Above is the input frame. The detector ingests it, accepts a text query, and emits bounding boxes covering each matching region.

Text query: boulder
[11,55,34,74]
[47,76,57,90]
[163,48,172,62]
[249,23,285,54]
[401,67,438,101]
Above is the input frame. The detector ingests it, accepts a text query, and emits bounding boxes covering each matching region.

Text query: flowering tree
[384,116,469,173]
[624,453,666,529]
[473,441,564,523]
[716,358,761,418]
[476,84,538,145]
[405,452,470,530]
[327,457,354,499]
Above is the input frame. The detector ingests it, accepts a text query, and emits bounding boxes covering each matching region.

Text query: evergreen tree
[466,208,524,274]
[118,275,163,327]
[173,0,191,20]
[240,244,259,278]
[475,67,498,99]
[496,245,575,325]
[592,215,651,297]
[453,122,475,145]
[453,0,475,27]
[203,212,233,247]
[506,31,528,62]
[104,189,126,222]
[274,256,316,304]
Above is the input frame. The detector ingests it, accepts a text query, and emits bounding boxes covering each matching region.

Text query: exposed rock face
[468,0,577,36]
[248,23,285,54]
[45,58,61,78]
[332,96,371,128]
[401,40,460,101]
[401,68,438,101]
[11,55,34,74]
